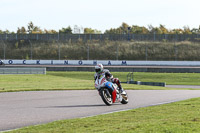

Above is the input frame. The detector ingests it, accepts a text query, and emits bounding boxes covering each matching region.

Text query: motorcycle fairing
[105,82,117,103]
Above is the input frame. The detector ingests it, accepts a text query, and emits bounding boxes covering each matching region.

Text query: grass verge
[6,97,200,133]
[1,71,200,92]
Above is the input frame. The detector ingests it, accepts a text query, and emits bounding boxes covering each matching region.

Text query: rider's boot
[113,78,124,93]
[119,86,124,93]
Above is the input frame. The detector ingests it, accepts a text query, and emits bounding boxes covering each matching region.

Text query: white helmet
[95,64,103,73]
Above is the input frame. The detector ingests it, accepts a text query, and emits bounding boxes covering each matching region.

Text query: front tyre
[100,88,113,106]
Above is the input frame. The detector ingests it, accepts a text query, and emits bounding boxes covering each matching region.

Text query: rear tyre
[100,88,113,106]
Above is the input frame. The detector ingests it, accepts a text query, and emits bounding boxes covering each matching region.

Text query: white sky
[0,0,200,33]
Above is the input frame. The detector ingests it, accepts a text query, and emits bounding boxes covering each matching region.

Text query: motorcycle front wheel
[100,88,113,106]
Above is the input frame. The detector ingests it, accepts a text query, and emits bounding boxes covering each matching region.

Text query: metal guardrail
[123,72,166,87]
[0,67,46,74]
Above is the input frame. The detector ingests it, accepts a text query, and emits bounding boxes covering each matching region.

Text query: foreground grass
[6,97,200,133]
[1,71,200,92]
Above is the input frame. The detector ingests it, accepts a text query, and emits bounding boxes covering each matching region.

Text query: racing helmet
[95,64,103,73]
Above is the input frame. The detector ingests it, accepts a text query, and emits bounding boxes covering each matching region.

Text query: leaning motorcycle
[95,75,128,106]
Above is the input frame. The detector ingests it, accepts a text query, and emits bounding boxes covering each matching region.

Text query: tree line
[0,22,200,34]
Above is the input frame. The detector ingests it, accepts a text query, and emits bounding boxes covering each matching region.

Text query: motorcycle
[95,75,128,106]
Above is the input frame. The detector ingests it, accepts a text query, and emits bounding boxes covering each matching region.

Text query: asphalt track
[1,90,200,132]
[166,85,200,89]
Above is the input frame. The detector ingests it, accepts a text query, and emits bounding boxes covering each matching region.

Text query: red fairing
[112,89,117,103]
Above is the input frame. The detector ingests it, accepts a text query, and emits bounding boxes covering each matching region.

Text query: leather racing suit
[94,69,123,92]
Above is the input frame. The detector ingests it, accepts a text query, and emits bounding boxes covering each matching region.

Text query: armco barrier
[46,66,200,73]
[0,67,46,74]
[126,80,166,87]
[2,65,200,73]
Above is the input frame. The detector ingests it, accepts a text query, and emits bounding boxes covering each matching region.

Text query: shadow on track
[39,104,120,108]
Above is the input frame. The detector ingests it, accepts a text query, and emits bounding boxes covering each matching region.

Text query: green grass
[6,97,200,133]
[1,71,200,92]
[0,72,94,92]
[132,72,200,85]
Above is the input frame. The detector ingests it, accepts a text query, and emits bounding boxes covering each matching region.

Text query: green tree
[84,28,101,34]
[17,27,26,34]
[148,25,162,34]
[105,28,118,34]
[148,25,154,34]
[3,29,11,34]
[120,22,130,34]
[105,22,129,34]
[32,26,43,34]
[131,25,149,34]
[27,21,34,33]
[191,28,199,34]
[183,26,192,34]
[171,29,183,34]
[27,21,43,34]
[44,29,58,34]
[159,24,168,34]
[59,26,72,34]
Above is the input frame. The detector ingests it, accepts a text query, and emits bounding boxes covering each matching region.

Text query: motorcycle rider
[94,63,124,93]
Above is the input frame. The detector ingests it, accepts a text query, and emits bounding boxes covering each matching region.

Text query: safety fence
[0,34,200,42]
[1,40,200,61]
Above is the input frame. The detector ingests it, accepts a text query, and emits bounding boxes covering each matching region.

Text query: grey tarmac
[1,90,200,131]
[166,85,200,89]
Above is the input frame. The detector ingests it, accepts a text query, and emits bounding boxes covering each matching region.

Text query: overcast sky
[0,0,200,33]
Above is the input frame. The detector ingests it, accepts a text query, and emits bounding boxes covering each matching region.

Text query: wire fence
[0,33,200,42]
[1,39,200,61]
